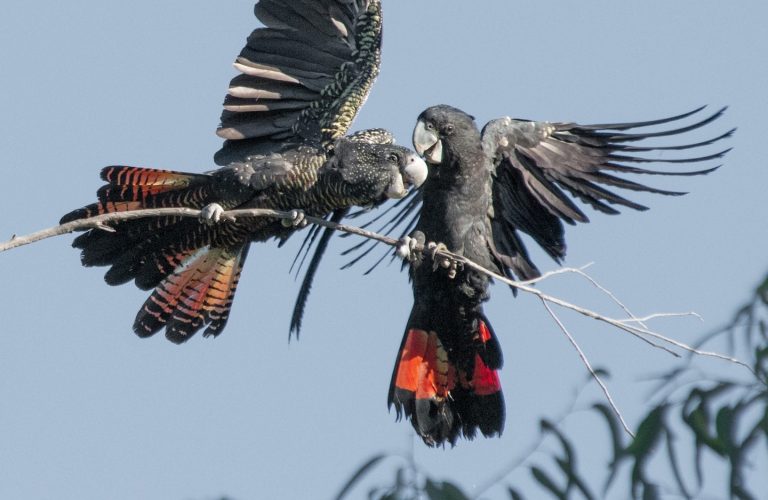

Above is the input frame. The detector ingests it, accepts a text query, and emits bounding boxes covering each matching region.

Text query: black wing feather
[216,0,381,165]
[483,107,732,274]
[289,208,349,338]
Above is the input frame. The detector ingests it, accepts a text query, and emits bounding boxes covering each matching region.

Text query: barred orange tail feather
[61,166,219,273]
[98,220,246,290]
[60,166,214,223]
[61,165,253,292]
[388,318,505,446]
[134,244,249,343]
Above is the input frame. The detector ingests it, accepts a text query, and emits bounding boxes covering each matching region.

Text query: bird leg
[281,209,307,228]
[200,203,225,225]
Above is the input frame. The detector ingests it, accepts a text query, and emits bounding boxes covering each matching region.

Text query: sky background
[0,1,766,499]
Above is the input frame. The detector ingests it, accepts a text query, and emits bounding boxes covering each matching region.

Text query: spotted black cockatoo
[61,0,428,343]
[389,104,732,446]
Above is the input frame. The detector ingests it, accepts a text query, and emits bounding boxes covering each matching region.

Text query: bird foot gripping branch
[280,209,307,229]
[199,203,225,225]
[396,233,461,279]
[395,233,422,262]
[427,241,461,279]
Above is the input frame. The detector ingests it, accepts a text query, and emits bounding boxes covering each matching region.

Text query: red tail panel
[476,320,492,343]
[471,353,501,396]
[390,319,505,446]
[64,165,251,341]
[470,320,502,396]
[394,329,456,400]
[98,166,210,211]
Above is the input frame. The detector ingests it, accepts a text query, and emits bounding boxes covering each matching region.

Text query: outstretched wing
[483,106,733,279]
[215,0,382,165]
[344,107,733,278]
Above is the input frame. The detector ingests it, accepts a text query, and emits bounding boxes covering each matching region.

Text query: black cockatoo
[61,0,428,343]
[389,104,732,446]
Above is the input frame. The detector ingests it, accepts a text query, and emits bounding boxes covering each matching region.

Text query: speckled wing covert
[215,0,382,165]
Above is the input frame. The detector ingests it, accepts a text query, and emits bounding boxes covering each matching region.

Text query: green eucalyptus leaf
[424,479,469,500]
[335,454,388,500]
[757,274,768,305]
[625,406,665,458]
[438,482,469,500]
[531,466,565,499]
[507,486,525,500]
[593,403,626,493]
[715,406,735,454]
[541,419,575,465]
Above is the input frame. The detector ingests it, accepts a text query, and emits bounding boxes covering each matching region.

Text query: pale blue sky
[1,1,766,499]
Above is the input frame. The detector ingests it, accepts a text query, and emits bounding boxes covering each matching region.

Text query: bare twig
[453,255,754,373]
[540,299,635,438]
[0,207,398,253]
[554,265,651,331]
[516,263,598,286]
[1,208,751,377]
[456,255,682,355]
[618,312,704,324]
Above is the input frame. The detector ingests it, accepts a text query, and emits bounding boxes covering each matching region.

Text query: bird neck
[418,143,491,251]
[438,139,489,192]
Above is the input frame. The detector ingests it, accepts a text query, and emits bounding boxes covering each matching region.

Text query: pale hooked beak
[401,152,428,188]
[386,153,427,199]
[386,174,407,199]
[412,120,443,164]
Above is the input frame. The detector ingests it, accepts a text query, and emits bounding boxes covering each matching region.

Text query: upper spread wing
[483,106,733,279]
[215,0,382,165]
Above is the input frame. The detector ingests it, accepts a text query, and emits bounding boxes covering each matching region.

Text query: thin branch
[517,263,598,286]
[540,299,635,439]
[453,255,754,373]
[617,312,704,324]
[520,264,658,345]
[5,205,757,498]
[456,255,682,356]
[1,207,752,378]
[0,207,396,253]
[558,265,651,331]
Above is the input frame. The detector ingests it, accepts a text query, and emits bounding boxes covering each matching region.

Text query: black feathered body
[388,103,730,446]
[410,128,497,334]
[390,108,505,446]
[62,138,421,343]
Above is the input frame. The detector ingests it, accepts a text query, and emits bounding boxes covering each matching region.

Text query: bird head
[412,105,479,165]
[320,140,427,201]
